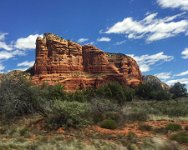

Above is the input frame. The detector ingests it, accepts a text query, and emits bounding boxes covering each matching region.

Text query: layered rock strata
[32,33,142,91]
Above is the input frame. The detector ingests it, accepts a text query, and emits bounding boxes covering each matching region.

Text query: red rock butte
[31,33,142,91]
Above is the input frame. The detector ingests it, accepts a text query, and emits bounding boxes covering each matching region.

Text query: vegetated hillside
[0,72,188,149]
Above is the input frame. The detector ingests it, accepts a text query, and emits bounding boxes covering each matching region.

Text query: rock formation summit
[31,33,142,91]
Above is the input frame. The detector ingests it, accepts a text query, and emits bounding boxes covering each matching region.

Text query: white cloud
[0,50,25,61]
[128,52,174,72]
[157,0,188,11]
[154,72,172,80]
[14,34,42,50]
[0,33,13,51]
[176,70,188,77]
[0,64,5,72]
[0,51,14,60]
[182,48,188,59]
[97,37,111,42]
[105,13,188,42]
[139,64,150,73]
[17,60,34,68]
[77,38,88,43]
[166,78,188,85]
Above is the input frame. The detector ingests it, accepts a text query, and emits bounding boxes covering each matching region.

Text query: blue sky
[0,0,188,87]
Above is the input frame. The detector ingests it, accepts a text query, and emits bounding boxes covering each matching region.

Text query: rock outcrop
[143,75,170,90]
[31,33,142,91]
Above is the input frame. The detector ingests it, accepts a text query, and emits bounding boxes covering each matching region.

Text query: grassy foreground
[1,99,188,150]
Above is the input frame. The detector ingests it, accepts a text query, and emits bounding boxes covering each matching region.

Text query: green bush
[95,82,135,104]
[90,98,120,123]
[171,132,188,144]
[0,73,37,119]
[100,119,118,130]
[136,82,171,100]
[102,111,121,122]
[170,82,187,98]
[46,101,90,129]
[127,131,137,143]
[166,123,182,131]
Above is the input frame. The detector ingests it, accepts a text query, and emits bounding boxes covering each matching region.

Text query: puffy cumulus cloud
[77,38,89,43]
[0,51,14,60]
[105,13,188,42]
[0,33,13,51]
[157,0,188,11]
[182,48,188,59]
[166,78,188,85]
[0,50,25,61]
[176,70,188,77]
[17,60,34,68]
[154,72,172,80]
[14,34,43,50]
[97,37,111,42]
[128,52,174,73]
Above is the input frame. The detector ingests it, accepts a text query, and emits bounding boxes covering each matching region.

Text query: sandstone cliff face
[32,33,142,91]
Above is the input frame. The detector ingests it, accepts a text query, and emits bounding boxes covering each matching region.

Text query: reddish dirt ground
[86,120,188,138]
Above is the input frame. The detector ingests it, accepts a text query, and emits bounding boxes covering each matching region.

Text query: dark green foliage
[170,132,188,144]
[100,119,118,130]
[127,131,137,143]
[166,123,182,131]
[96,82,135,104]
[0,73,37,119]
[45,101,90,129]
[102,111,121,122]
[136,82,171,100]
[89,98,120,123]
[170,82,187,98]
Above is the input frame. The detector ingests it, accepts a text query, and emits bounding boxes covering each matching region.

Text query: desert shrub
[95,82,135,104]
[139,124,153,131]
[89,98,120,123]
[171,132,188,144]
[41,84,65,100]
[136,82,171,100]
[125,100,188,118]
[96,82,126,104]
[46,100,90,129]
[166,123,182,131]
[170,82,187,98]
[127,131,137,143]
[152,90,171,100]
[123,111,149,122]
[0,73,38,119]
[102,111,121,122]
[100,119,118,129]
[141,137,180,150]
[65,90,88,102]
[123,86,135,102]
[19,128,30,137]
[184,125,188,131]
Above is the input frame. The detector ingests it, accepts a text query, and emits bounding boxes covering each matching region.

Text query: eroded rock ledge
[31,33,142,91]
